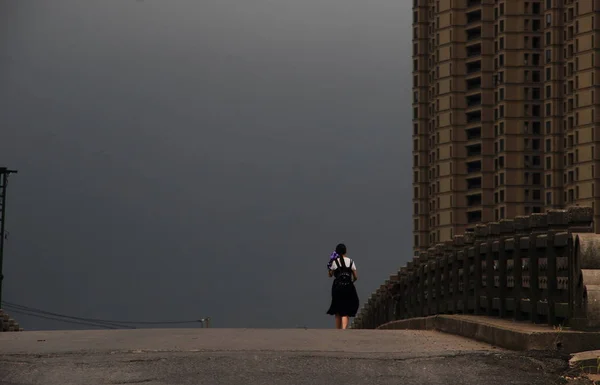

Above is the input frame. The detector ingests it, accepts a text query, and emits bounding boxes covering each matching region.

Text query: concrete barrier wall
[352,207,600,331]
[0,309,23,332]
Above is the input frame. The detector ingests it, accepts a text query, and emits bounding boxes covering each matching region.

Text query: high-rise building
[412,0,600,254]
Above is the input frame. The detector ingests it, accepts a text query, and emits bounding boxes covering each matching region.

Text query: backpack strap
[333,258,342,269]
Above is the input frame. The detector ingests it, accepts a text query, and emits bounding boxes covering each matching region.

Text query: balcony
[467,160,482,174]
[466,60,482,74]
[467,177,482,190]
[466,43,482,58]
[466,26,482,42]
[466,93,482,108]
[467,210,483,224]
[466,126,481,140]
[466,143,482,157]
[466,10,482,25]
[466,193,483,207]
[466,110,482,124]
[466,77,482,91]
[467,0,481,7]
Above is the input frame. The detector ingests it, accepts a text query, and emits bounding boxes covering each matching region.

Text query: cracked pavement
[0,329,573,384]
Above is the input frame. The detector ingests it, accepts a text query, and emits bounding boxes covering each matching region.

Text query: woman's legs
[335,315,342,329]
[341,316,349,329]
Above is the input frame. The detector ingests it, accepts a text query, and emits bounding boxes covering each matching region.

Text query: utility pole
[0,167,18,306]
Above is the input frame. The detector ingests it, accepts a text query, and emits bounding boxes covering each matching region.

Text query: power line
[5,308,124,330]
[2,302,135,329]
[2,301,208,327]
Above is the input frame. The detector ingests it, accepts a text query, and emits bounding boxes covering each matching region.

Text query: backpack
[333,257,354,287]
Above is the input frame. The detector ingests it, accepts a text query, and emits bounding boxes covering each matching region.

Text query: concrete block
[488,222,501,236]
[505,238,515,251]
[492,241,500,252]
[498,219,515,233]
[453,235,465,246]
[554,232,569,247]
[547,209,569,227]
[576,234,600,269]
[514,216,530,232]
[479,242,488,254]
[536,234,548,249]
[519,237,530,250]
[529,213,548,229]
[475,224,489,238]
[568,206,594,225]
[464,232,475,244]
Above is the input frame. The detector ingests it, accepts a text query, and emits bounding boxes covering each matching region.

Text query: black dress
[326,257,360,317]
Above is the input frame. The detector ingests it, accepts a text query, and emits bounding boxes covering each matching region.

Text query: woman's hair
[335,243,347,256]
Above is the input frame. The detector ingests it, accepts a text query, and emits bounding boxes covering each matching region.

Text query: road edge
[376,315,600,354]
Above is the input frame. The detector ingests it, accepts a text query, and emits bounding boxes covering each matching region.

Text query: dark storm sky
[0,0,413,329]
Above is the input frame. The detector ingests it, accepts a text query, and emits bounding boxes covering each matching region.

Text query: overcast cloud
[0,0,413,329]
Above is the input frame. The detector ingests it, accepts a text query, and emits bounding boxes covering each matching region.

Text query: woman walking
[326,243,359,329]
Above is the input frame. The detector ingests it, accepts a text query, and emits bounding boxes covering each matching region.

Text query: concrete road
[0,328,573,385]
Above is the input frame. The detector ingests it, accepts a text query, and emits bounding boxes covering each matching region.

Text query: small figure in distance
[326,243,359,329]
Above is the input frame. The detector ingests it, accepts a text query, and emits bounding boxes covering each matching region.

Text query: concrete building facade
[412,0,600,253]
